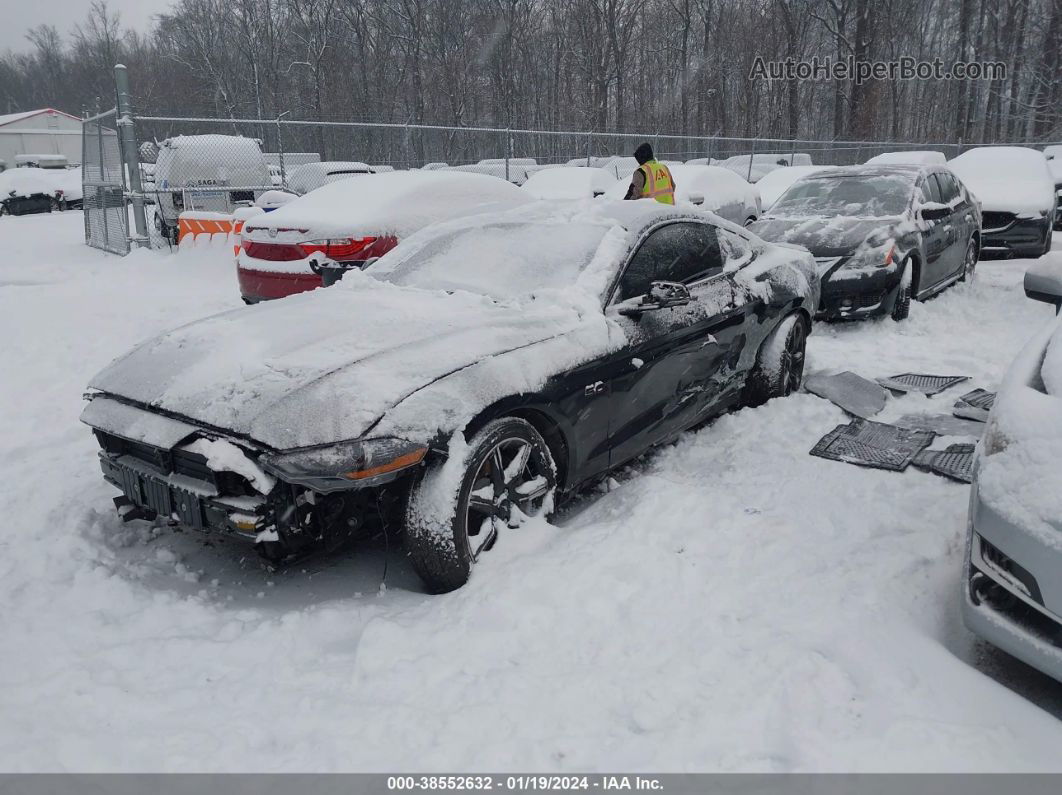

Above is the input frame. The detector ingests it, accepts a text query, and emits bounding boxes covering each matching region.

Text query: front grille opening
[973,571,1062,649]
[982,211,1015,230]
[95,431,259,497]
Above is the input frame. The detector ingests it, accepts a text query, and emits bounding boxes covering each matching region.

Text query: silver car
[962,260,1062,679]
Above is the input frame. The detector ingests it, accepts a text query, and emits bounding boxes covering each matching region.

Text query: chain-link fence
[82,109,129,256]
[86,85,1058,253]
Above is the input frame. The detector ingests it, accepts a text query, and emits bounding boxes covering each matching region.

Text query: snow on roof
[521,166,617,199]
[0,108,81,127]
[244,169,531,239]
[866,150,947,166]
[287,161,374,194]
[949,146,1055,214]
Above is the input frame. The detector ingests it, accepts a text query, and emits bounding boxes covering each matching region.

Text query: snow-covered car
[521,166,617,199]
[604,165,760,226]
[755,165,830,209]
[153,135,272,243]
[0,166,82,214]
[962,261,1062,681]
[1045,148,1062,231]
[82,201,818,592]
[237,170,530,302]
[865,150,947,166]
[286,161,374,195]
[749,164,981,322]
[446,160,533,185]
[718,153,813,182]
[949,146,1055,258]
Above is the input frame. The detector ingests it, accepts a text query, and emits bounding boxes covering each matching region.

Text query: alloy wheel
[465,437,552,560]
[780,321,806,396]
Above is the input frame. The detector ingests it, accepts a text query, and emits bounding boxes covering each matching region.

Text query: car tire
[891,257,913,321]
[404,417,557,593]
[959,238,978,282]
[746,313,807,407]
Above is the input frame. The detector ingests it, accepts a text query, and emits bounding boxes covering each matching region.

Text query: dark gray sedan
[750,164,981,322]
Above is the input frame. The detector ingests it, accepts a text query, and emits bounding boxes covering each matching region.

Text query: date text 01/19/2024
[386,776,665,791]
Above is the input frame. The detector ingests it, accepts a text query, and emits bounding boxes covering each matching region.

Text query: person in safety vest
[624,142,675,204]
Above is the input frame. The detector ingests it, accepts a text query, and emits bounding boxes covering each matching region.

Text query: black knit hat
[634,142,653,164]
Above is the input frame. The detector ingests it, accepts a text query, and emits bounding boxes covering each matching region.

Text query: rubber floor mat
[804,370,888,418]
[911,443,977,483]
[877,373,970,395]
[952,388,996,422]
[810,419,935,472]
[895,413,984,438]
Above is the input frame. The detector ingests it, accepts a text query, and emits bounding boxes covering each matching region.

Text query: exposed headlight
[841,238,896,270]
[261,438,428,492]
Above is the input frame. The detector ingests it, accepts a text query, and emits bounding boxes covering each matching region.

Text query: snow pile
[866,151,947,166]
[756,166,831,208]
[521,166,617,200]
[949,147,1055,216]
[243,170,530,241]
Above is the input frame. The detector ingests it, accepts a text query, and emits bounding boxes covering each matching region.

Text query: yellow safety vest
[639,159,675,204]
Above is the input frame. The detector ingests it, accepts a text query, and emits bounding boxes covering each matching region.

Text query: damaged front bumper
[816,256,903,320]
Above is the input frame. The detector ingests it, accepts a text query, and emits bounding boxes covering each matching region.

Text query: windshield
[372,221,609,300]
[770,174,913,218]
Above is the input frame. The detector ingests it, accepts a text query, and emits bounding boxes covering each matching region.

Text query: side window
[933,172,959,204]
[617,223,723,301]
[718,229,754,270]
[919,176,943,205]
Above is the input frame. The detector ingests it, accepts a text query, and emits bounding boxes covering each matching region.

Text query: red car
[237,171,530,302]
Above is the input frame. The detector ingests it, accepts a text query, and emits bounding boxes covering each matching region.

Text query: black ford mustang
[82,202,818,592]
[750,164,981,322]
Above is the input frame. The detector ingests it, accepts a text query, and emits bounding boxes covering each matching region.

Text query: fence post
[586,130,592,166]
[114,64,148,247]
[276,110,290,188]
[505,126,511,182]
[747,136,756,182]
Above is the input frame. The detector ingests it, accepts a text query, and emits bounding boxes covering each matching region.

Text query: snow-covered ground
[2,211,1062,772]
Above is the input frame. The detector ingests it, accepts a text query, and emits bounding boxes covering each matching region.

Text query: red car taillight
[298,236,397,261]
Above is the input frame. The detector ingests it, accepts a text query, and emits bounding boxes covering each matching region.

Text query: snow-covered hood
[87,276,595,450]
[978,314,1062,542]
[748,215,900,258]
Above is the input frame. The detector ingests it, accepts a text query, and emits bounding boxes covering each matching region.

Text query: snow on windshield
[769,174,912,218]
[372,221,609,300]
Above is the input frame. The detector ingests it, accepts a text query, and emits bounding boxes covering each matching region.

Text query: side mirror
[1025,261,1062,312]
[918,204,949,222]
[617,281,692,318]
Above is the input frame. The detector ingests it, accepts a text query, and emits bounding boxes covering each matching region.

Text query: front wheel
[404,417,557,593]
[959,238,978,282]
[746,313,807,407]
[891,257,913,321]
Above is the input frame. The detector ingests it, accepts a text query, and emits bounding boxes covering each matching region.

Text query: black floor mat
[810,419,936,472]
[953,388,996,422]
[877,373,970,396]
[804,370,888,418]
[895,413,985,438]
[911,443,977,483]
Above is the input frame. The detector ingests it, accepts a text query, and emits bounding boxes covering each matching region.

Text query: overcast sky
[0,0,173,53]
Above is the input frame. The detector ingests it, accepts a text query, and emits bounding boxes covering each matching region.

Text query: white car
[604,164,761,226]
[866,150,947,166]
[521,166,617,200]
[237,170,531,302]
[287,161,375,195]
[950,146,1056,258]
[718,153,813,182]
[962,261,1062,681]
